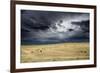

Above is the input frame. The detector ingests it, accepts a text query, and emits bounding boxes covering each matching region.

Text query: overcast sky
[21,10,90,44]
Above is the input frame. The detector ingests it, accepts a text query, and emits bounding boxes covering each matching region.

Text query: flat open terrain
[21,42,89,63]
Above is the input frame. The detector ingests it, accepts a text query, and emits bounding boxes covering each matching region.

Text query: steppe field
[21,42,89,63]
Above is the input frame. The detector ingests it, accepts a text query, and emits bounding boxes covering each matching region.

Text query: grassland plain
[21,42,89,63]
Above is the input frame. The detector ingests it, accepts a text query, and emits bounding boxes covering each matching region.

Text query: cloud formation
[21,10,90,44]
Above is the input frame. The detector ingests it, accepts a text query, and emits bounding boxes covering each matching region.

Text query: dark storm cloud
[71,20,89,33]
[21,10,90,44]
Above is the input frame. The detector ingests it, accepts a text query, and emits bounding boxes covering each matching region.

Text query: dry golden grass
[21,42,89,63]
